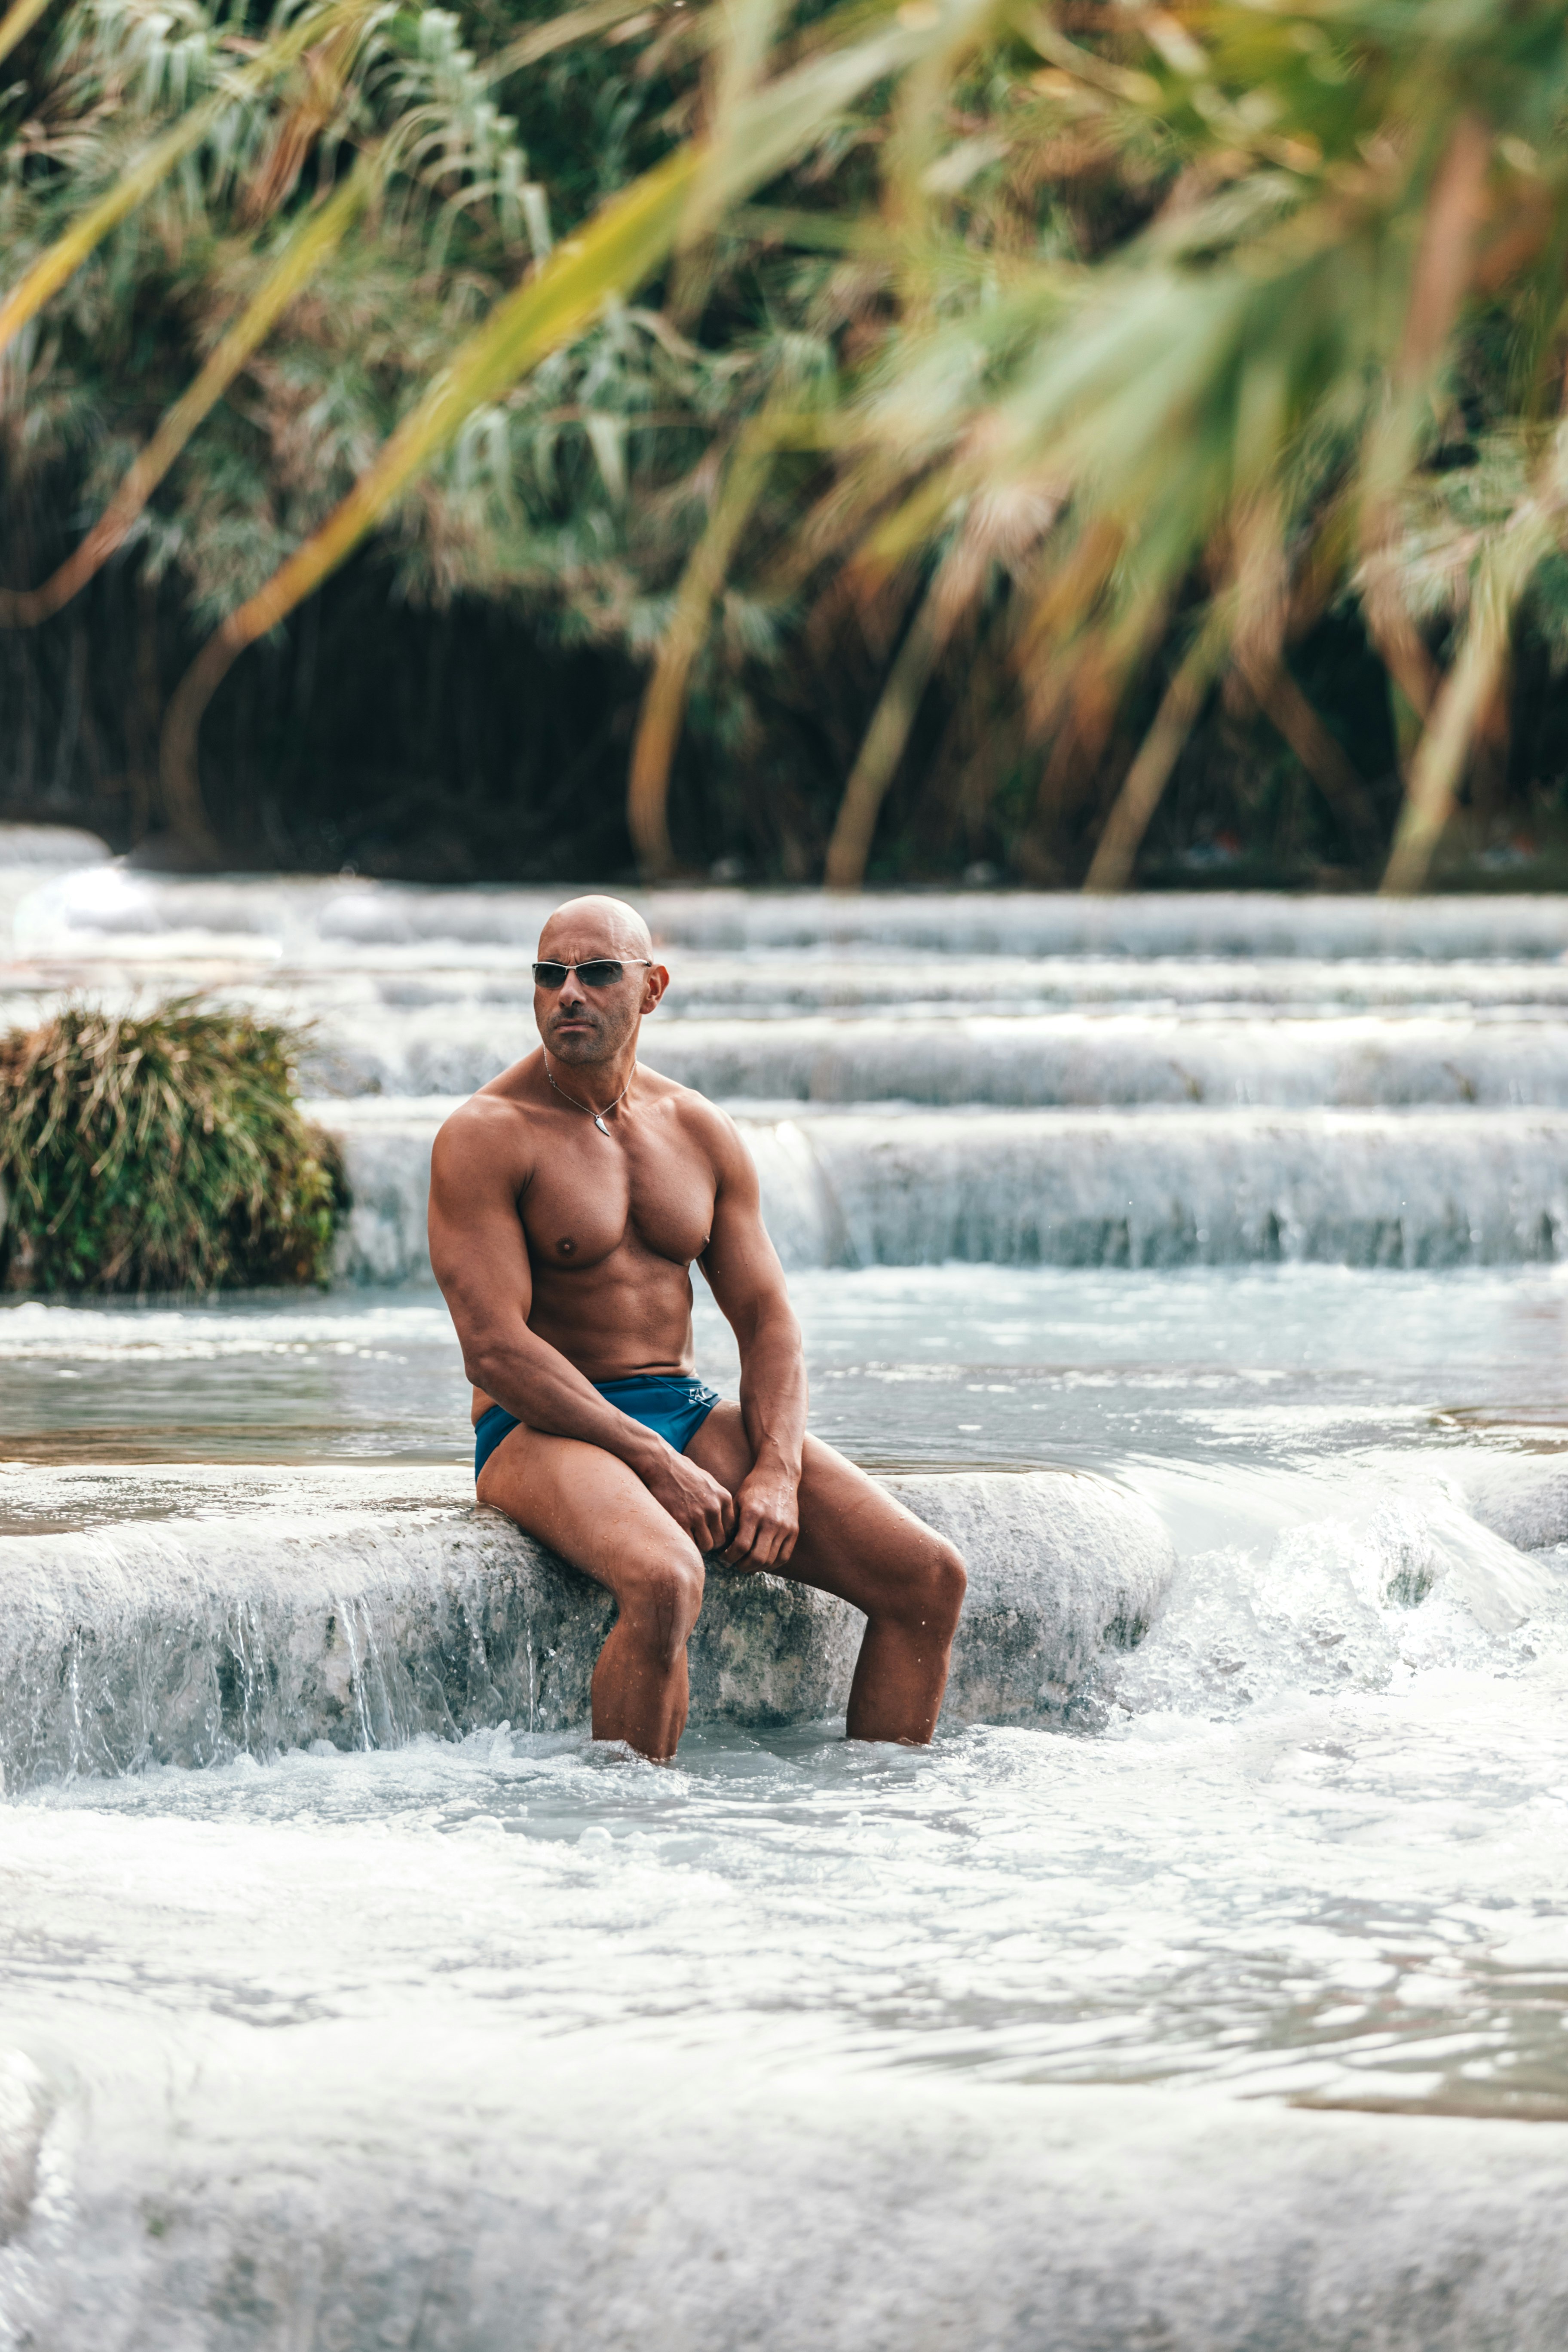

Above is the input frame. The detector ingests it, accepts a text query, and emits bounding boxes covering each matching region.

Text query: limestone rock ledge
[1467,1462,1568,1556]
[0,1464,1174,1785]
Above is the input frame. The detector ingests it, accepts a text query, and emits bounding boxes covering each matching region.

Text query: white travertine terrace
[9,831,1568,2350]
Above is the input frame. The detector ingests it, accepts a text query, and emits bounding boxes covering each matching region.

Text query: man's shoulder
[434,1066,542,1161]
[642,1068,744,1153]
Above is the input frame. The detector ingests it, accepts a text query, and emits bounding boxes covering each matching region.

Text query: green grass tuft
[0,1002,347,1293]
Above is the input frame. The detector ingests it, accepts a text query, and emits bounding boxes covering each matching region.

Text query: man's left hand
[720,1464,801,1571]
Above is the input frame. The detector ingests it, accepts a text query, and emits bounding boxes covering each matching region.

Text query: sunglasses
[532,958,652,989]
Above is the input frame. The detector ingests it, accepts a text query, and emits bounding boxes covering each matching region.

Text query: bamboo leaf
[0,156,375,625]
[1083,606,1233,894]
[628,412,786,875]
[1380,490,1557,894]
[824,571,944,889]
[160,140,704,818]
[208,141,701,651]
[0,0,51,74]
[686,0,995,242]
[160,0,974,818]
[0,0,375,360]
[480,0,677,86]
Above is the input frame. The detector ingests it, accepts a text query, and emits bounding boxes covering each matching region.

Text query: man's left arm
[698,1117,808,1571]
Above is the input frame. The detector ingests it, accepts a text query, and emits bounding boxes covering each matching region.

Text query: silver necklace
[545,1057,635,1136]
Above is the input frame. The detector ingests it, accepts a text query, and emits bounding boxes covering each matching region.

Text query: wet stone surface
[0,1465,1175,1783]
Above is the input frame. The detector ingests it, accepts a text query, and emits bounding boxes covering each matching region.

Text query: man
[427,893,966,1761]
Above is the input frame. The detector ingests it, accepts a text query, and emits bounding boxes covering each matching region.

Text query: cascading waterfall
[8,833,1568,2351]
[311,1096,1568,1280]
[20,858,1568,959]
[17,852,1568,1281]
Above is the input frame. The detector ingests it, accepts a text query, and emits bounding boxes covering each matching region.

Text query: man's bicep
[428,1121,533,1343]
[698,1124,790,1323]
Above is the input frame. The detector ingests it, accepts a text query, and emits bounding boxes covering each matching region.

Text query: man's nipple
[556,1237,576,1258]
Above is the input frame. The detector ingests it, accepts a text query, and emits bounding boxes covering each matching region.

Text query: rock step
[0,1465,1175,1785]
[18,862,1568,960]
[37,2056,1568,2352]
[316,1098,1568,1283]
[21,985,1568,1102]
[16,959,1568,1035]
[1467,1464,1568,1553]
[202,1011,1568,1108]
[632,1014,1568,1112]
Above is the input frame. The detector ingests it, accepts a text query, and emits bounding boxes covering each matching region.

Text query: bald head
[537,894,653,963]
[533,894,666,1072]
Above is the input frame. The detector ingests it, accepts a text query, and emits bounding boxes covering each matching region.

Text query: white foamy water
[311,1095,1568,1281]
[15,856,1568,959]
[8,1594,1568,2346]
[8,833,1568,2346]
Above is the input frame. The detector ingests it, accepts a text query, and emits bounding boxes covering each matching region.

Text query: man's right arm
[426,1105,735,1551]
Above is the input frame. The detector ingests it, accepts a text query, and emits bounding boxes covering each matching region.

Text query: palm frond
[0,0,377,357]
[0,0,52,74]
[0,150,373,622]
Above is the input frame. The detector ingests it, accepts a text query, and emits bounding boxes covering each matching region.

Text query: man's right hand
[636,1443,736,1554]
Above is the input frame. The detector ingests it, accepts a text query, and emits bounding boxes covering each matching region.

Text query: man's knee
[888,1537,966,1638]
[617,1541,705,1658]
[927,1539,968,1634]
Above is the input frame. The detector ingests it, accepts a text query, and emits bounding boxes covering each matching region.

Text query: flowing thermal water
[6,838,1568,2346]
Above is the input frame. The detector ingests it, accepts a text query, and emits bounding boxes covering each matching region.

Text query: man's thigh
[475,1420,694,1599]
[686,1403,946,1617]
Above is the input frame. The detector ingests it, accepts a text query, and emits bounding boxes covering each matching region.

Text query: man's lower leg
[844,1548,966,1743]
[590,1617,691,1759]
[844,1617,952,1743]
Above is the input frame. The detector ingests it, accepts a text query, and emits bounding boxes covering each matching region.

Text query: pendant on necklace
[594,1114,610,1135]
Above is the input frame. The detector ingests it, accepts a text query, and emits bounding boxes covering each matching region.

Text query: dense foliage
[4,0,1568,888]
[0,1003,343,1289]
[0,0,815,873]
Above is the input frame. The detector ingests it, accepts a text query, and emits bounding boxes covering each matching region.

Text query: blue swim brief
[473,1374,721,1482]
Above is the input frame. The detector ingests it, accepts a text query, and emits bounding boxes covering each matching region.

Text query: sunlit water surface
[7,858,1568,2337]
[9,1678,1568,2128]
[3,1261,1567,1468]
[5,1265,1568,2140]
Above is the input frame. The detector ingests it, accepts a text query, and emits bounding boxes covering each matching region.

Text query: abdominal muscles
[469,1237,700,1424]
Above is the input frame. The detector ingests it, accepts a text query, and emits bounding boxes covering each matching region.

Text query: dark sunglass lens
[576,961,624,986]
[533,962,569,987]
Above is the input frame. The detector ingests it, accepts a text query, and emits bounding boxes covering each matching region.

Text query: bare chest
[518,1122,715,1273]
